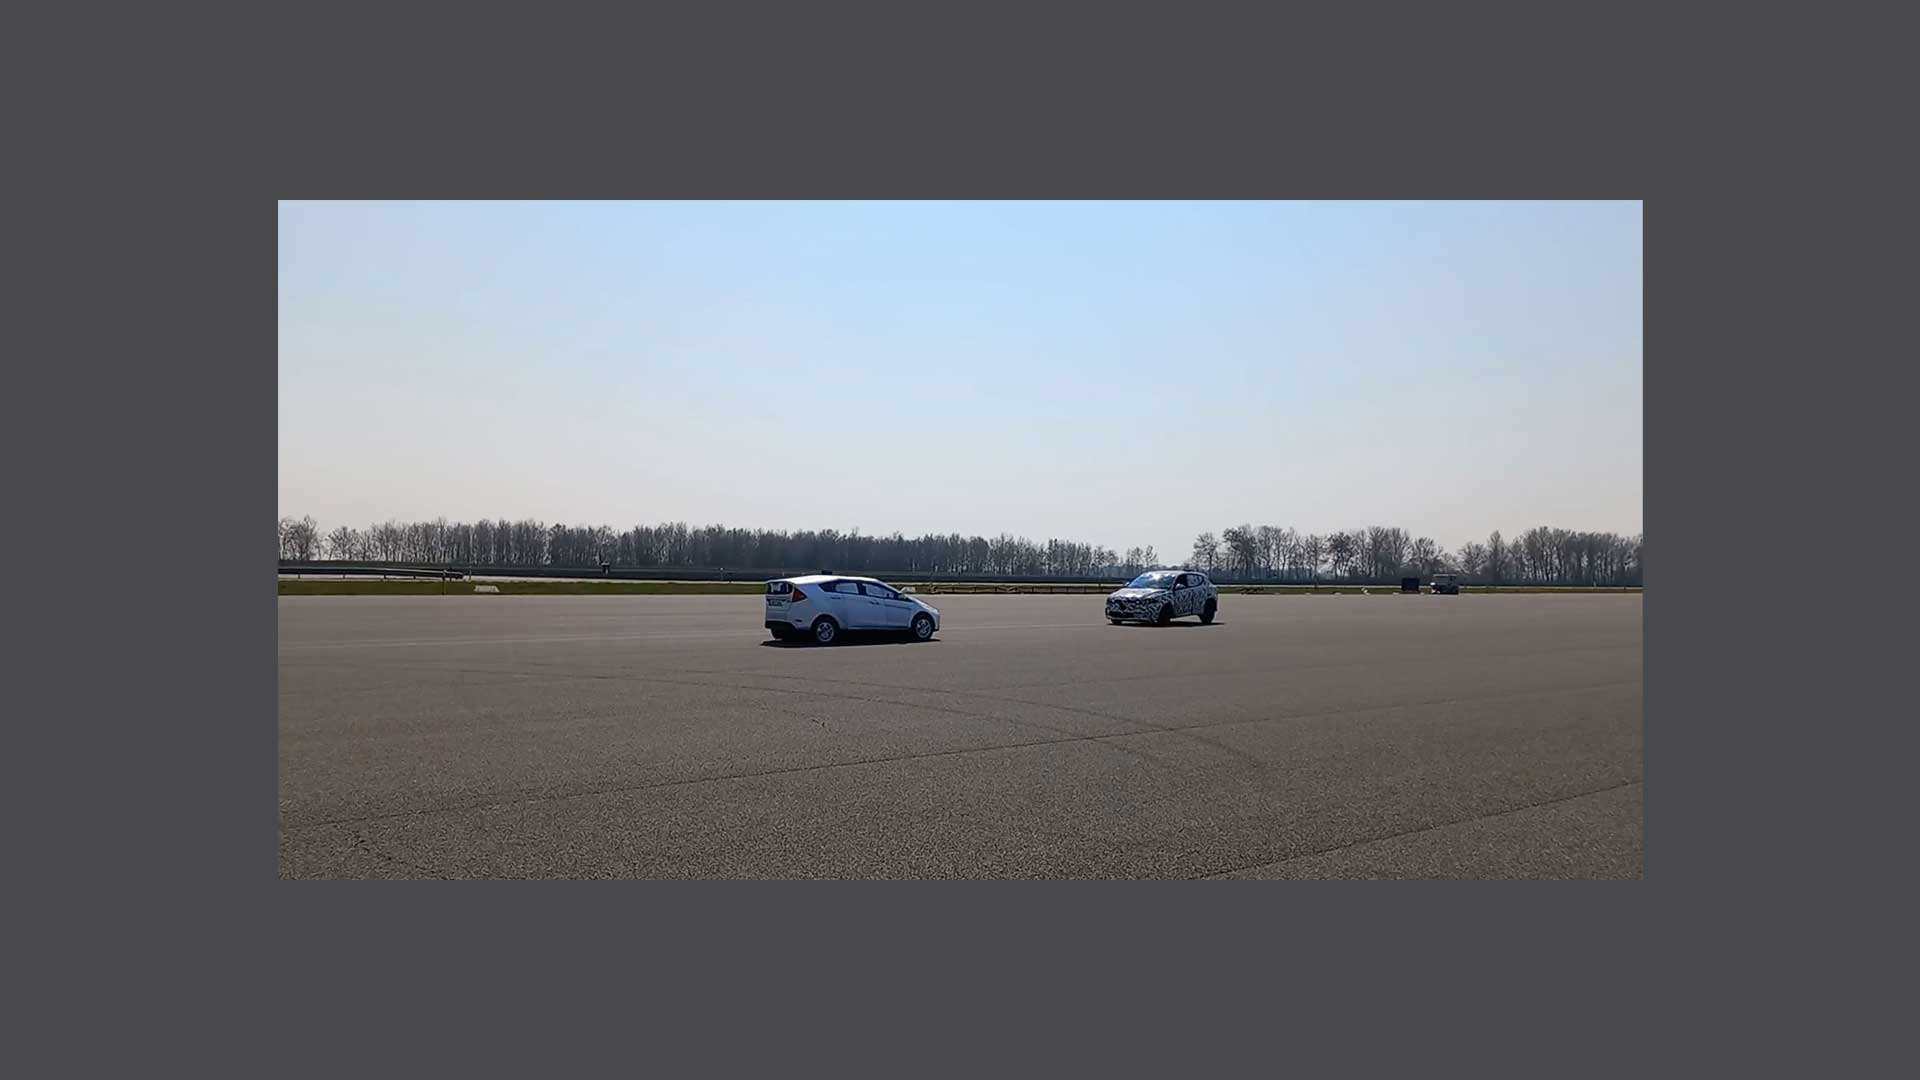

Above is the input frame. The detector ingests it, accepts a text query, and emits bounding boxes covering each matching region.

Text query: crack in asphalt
[348,827,449,879]
[392,639,1638,699]
[1192,778,1645,879]
[434,658,1640,775]
[362,639,1638,773]
[395,662,1139,749]
[980,640,1640,694]
[281,678,1641,835]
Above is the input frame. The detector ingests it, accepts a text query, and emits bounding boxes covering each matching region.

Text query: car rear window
[766,581,791,595]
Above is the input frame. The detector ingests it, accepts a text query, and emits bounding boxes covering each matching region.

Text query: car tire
[1109,617,1124,625]
[1200,598,1216,624]
[911,613,934,641]
[1155,603,1173,626]
[811,617,839,645]
[770,626,790,641]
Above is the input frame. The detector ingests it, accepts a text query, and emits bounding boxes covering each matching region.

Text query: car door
[765,579,793,621]
[1174,574,1199,615]
[861,581,914,628]
[828,580,876,627]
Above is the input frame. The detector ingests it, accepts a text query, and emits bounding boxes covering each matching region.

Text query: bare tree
[1301,534,1326,583]
[1271,528,1298,579]
[1254,525,1281,578]
[1325,531,1355,580]
[1362,526,1410,578]
[1221,525,1259,579]
[1409,536,1442,576]
[325,525,359,560]
[1385,527,1410,576]
[1455,542,1487,578]
[279,515,319,561]
[1190,532,1221,574]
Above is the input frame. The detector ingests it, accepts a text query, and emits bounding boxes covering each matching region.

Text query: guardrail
[279,563,467,580]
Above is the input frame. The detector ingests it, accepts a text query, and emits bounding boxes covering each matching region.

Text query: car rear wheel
[811,617,839,645]
[1200,598,1216,624]
[911,613,934,641]
[770,626,791,641]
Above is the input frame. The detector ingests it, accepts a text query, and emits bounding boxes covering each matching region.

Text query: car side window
[861,582,896,600]
[1176,574,1192,588]
[829,580,857,593]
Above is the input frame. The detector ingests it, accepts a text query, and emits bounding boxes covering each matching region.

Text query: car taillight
[789,587,807,602]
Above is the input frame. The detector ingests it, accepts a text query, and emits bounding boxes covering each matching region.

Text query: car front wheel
[911,613,934,641]
[1156,603,1173,626]
[1200,598,1216,624]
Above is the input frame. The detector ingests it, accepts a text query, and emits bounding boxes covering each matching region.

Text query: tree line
[278,517,1125,578]
[1187,525,1642,586]
[281,516,1641,585]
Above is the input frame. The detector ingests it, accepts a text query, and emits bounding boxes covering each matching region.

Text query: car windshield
[1128,572,1179,589]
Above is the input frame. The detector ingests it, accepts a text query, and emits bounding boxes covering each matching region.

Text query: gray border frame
[38,1,1891,1070]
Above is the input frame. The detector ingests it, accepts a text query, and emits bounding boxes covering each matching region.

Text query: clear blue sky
[279,201,1641,556]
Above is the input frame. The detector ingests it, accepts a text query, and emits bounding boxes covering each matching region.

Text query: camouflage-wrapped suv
[1105,570,1218,626]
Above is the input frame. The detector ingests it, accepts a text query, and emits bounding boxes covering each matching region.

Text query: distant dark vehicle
[1400,577,1421,593]
[1430,573,1461,595]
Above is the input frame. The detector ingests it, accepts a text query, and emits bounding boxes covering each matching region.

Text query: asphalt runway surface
[278,593,1643,878]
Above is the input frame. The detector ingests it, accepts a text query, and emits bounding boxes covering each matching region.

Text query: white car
[764,575,942,644]
[1105,570,1218,626]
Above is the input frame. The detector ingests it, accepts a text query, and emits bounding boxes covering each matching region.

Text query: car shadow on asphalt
[1109,621,1224,628]
[761,633,940,649]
